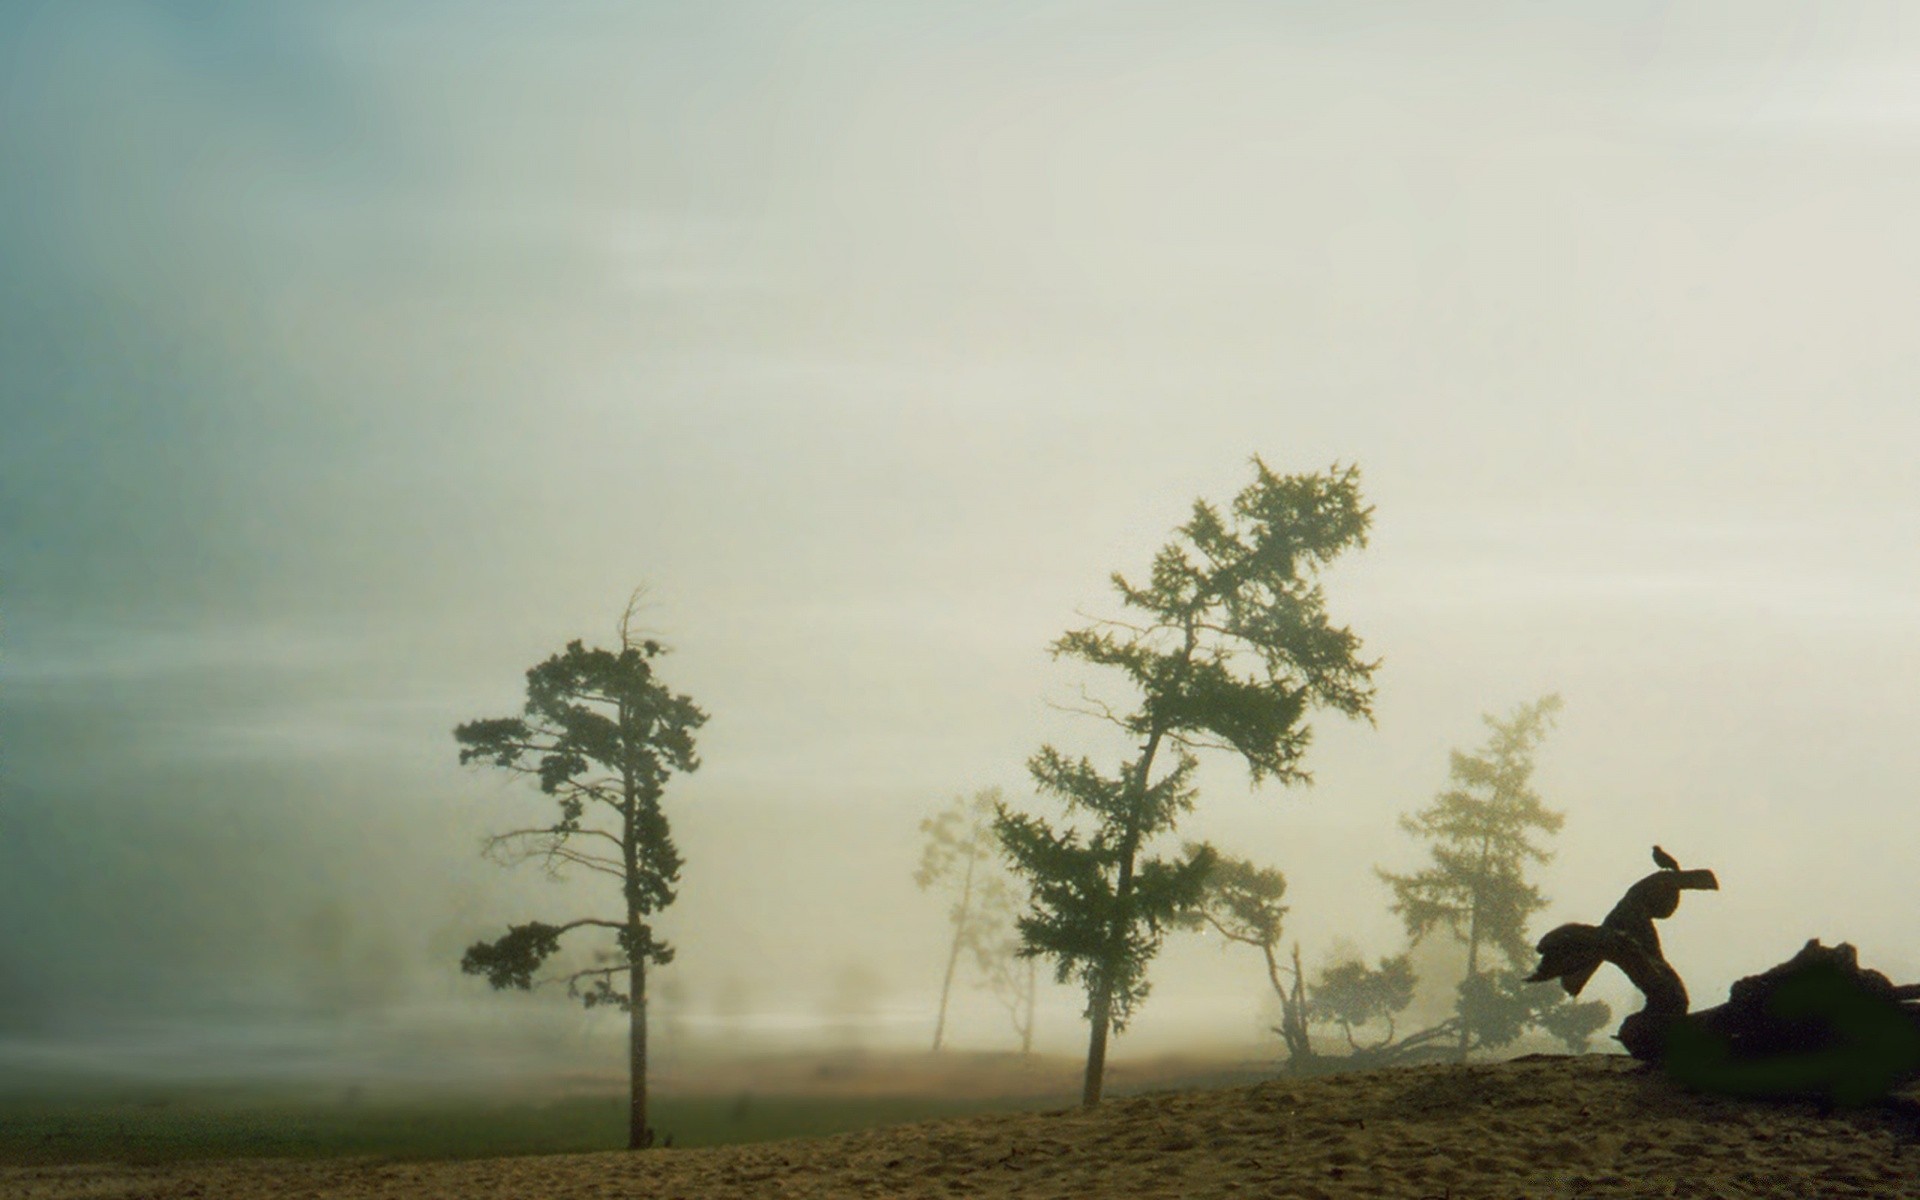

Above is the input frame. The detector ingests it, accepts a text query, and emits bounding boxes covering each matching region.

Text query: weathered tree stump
[1527,866,1718,1058]
[1527,856,1920,1106]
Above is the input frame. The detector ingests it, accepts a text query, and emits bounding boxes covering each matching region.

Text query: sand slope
[6,1055,1917,1199]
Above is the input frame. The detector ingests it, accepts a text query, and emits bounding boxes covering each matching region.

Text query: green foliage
[998,771,1215,1031]
[916,790,999,889]
[457,922,563,991]
[456,611,708,1149]
[1378,695,1565,972]
[1372,694,1609,1058]
[456,632,706,1006]
[1453,968,1612,1054]
[995,460,1376,1091]
[995,754,1208,1030]
[456,638,704,939]
[1189,851,1316,1065]
[1190,851,1289,950]
[1532,985,1614,1053]
[1455,968,1540,1051]
[1311,954,1416,1038]
[1059,459,1376,782]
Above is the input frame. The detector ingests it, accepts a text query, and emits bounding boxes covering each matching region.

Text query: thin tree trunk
[1086,818,1142,1106]
[629,952,648,1149]
[1082,978,1112,1106]
[1081,720,1167,1106]
[1080,628,1187,1107]
[617,684,650,1151]
[1457,832,1491,1063]
[1086,621,1193,1108]
[1085,816,1145,1106]
[932,930,964,1052]
[932,850,978,1051]
[1019,958,1036,1056]
[1267,941,1314,1069]
[1457,926,1478,1062]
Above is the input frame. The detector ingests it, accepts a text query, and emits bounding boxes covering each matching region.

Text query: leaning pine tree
[1377,695,1608,1062]
[455,600,707,1150]
[996,458,1378,1106]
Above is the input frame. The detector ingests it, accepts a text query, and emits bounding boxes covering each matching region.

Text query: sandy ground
[6,1055,1918,1199]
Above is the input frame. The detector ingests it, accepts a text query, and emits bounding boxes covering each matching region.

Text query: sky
[4,1,1920,1077]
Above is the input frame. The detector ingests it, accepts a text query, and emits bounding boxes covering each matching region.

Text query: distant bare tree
[916,787,1017,1051]
[971,874,1040,1055]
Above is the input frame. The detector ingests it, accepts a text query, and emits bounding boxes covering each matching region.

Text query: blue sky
[5,2,1920,1061]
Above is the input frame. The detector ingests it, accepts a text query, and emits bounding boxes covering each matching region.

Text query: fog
[5,2,1920,1089]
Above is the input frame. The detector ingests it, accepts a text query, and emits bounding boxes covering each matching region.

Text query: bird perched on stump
[1652,845,1680,871]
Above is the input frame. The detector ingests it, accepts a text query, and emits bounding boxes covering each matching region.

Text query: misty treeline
[451,459,1612,1149]
[914,787,1039,1056]
[922,460,1607,1106]
[1190,695,1610,1076]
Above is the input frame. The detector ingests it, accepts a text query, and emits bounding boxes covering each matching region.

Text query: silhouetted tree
[455,595,706,1150]
[997,459,1377,1106]
[916,787,1018,1051]
[1377,695,1607,1059]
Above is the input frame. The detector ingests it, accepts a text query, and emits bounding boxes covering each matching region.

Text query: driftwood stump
[1671,940,1920,1106]
[1528,860,1920,1106]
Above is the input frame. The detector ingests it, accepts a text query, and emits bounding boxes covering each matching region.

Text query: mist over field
[5,2,1920,1100]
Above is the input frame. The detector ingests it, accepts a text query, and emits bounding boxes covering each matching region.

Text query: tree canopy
[998,458,1377,1105]
[1376,695,1609,1059]
[1380,695,1565,974]
[455,612,706,1150]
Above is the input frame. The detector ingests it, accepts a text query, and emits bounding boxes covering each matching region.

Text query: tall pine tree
[1378,695,1596,1060]
[997,459,1376,1105]
[455,599,706,1149]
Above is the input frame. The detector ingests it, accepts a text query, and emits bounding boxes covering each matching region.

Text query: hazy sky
[5,2,1920,1066]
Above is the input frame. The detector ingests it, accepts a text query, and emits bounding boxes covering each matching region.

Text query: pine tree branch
[483,830,627,878]
[549,918,628,934]
[1167,729,1239,756]
[561,826,627,848]
[547,846,628,876]
[541,963,635,990]
[1043,687,1135,731]
[1199,911,1267,949]
[485,825,620,848]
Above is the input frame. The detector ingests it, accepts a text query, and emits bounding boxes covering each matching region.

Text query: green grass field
[0,1085,1059,1166]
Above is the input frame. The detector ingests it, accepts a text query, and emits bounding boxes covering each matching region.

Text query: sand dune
[6,1055,1917,1198]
